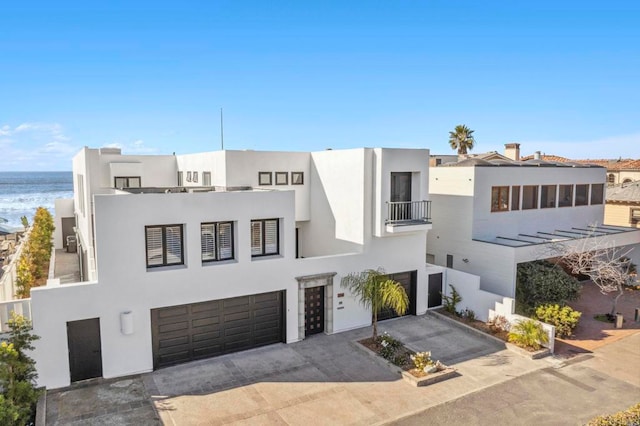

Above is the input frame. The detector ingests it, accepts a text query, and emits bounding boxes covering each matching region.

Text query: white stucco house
[427,156,640,314]
[31,146,440,389]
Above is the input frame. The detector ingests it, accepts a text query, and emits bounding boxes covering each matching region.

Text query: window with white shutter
[201,222,234,262]
[145,224,184,268]
[251,219,279,257]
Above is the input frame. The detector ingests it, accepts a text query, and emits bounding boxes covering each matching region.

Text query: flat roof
[473,224,637,247]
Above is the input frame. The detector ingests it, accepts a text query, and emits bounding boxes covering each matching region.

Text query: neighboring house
[604,180,640,229]
[427,157,640,301]
[31,147,436,389]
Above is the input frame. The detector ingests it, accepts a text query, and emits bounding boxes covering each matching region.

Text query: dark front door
[67,318,103,382]
[378,271,417,321]
[428,273,443,308]
[304,286,325,336]
[151,291,285,369]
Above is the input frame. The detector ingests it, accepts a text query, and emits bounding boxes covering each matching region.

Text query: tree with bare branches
[557,236,636,317]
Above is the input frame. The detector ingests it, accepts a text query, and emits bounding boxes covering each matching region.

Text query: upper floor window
[511,186,520,210]
[146,224,184,268]
[540,185,557,208]
[201,222,233,262]
[203,172,211,186]
[491,186,509,212]
[522,185,538,210]
[292,172,304,185]
[177,171,183,186]
[591,183,604,205]
[76,174,85,215]
[251,219,279,257]
[607,174,615,184]
[631,208,640,225]
[558,185,573,207]
[275,172,288,185]
[575,184,588,206]
[186,171,192,182]
[258,172,272,186]
[193,171,198,183]
[114,176,141,189]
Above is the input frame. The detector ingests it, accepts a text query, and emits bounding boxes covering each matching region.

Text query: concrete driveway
[45,313,557,425]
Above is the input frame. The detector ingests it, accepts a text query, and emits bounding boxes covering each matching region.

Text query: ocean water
[0,172,74,230]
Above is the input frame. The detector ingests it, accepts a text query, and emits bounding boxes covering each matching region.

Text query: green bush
[508,319,549,351]
[516,260,581,315]
[535,304,581,338]
[377,332,403,362]
[442,285,462,315]
[586,402,640,426]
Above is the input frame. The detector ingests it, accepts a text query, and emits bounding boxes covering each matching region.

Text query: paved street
[394,332,640,426]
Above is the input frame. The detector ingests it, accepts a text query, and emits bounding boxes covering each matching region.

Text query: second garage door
[151,291,285,369]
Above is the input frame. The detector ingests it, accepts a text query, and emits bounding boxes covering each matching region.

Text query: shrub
[488,315,510,332]
[410,351,434,371]
[535,304,581,338]
[377,332,402,361]
[508,319,549,351]
[516,260,581,315]
[442,285,462,315]
[14,207,55,298]
[586,402,640,426]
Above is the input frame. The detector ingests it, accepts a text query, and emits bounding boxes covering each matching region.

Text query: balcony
[385,200,432,233]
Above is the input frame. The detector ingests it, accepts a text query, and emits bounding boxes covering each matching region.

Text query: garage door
[151,291,285,369]
[378,270,417,321]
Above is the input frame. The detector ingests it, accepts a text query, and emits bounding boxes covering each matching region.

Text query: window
[591,183,604,205]
[575,184,588,206]
[251,219,279,257]
[491,186,509,212]
[426,253,435,264]
[187,171,192,182]
[203,172,211,186]
[558,185,573,207]
[511,186,520,210]
[540,185,557,208]
[522,185,538,210]
[145,225,184,268]
[631,208,640,225]
[201,222,233,262]
[292,172,304,185]
[177,171,183,186]
[193,171,198,183]
[607,174,615,184]
[623,178,632,184]
[446,254,453,268]
[114,176,141,189]
[275,172,288,185]
[258,172,272,186]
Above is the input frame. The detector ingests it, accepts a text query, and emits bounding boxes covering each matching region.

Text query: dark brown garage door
[151,291,285,369]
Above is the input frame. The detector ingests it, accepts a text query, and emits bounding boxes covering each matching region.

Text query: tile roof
[606,180,640,203]
[519,155,639,170]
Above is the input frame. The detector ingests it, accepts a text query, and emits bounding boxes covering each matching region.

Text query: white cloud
[0,122,78,170]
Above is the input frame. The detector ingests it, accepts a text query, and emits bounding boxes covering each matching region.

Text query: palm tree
[449,124,475,155]
[341,268,409,339]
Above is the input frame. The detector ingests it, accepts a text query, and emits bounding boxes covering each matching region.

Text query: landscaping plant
[16,207,55,298]
[341,268,409,339]
[586,402,640,426]
[488,315,510,332]
[507,319,549,351]
[0,313,41,426]
[441,285,462,315]
[515,260,581,315]
[535,304,581,338]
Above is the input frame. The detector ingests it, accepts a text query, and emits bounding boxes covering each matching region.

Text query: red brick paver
[555,281,640,357]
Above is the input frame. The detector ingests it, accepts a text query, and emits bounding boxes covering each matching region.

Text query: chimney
[504,143,520,161]
[534,151,542,160]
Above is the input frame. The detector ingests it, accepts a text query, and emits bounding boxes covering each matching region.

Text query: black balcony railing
[386,200,432,225]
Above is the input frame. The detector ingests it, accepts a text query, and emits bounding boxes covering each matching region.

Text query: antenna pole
[220,108,224,150]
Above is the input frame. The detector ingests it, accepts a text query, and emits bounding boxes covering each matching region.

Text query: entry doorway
[61,217,75,248]
[428,273,443,308]
[67,318,103,382]
[304,286,325,335]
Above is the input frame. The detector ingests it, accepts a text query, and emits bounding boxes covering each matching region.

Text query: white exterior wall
[176,151,226,186]
[443,268,504,322]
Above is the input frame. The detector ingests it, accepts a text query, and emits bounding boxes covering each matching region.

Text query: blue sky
[1,1,638,171]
